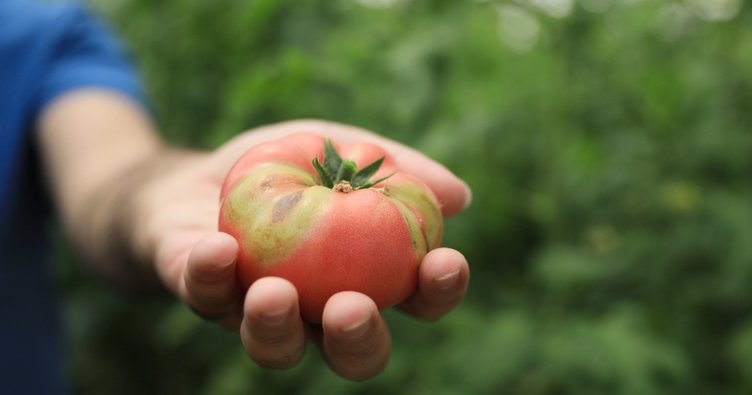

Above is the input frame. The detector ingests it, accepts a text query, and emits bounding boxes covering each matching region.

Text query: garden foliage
[59,0,752,394]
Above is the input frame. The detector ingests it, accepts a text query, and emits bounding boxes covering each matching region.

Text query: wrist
[128,147,208,289]
[82,144,170,289]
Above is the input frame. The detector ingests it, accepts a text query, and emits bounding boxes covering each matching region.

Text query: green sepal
[323,139,343,177]
[316,138,395,190]
[351,157,384,187]
[335,160,357,184]
[312,158,334,188]
[359,172,395,189]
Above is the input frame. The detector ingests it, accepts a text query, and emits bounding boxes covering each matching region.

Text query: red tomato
[219,133,443,322]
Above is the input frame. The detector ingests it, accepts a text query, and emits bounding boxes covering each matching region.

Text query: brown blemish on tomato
[273,191,303,222]
[260,176,274,191]
[261,173,299,192]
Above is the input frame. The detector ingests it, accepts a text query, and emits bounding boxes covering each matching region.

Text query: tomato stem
[312,139,394,190]
[333,181,354,193]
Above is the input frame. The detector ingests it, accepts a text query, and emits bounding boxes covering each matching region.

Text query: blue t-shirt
[0,1,145,393]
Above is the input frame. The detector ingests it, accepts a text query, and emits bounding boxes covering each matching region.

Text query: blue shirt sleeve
[0,0,147,220]
[34,4,147,113]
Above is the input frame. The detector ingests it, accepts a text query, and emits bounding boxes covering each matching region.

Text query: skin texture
[220,134,444,322]
[36,88,472,381]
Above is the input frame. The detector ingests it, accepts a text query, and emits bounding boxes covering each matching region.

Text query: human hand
[135,120,472,380]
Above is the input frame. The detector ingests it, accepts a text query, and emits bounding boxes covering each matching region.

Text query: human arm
[37,89,165,286]
[37,89,471,380]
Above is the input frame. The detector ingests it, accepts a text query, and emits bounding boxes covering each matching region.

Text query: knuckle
[335,357,388,382]
[189,299,241,323]
[251,321,300,348]
[254,331,293,347]
[252,347,305,369]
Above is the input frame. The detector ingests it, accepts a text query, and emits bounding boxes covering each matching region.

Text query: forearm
[37,89,169,288]
[66,147,182,288]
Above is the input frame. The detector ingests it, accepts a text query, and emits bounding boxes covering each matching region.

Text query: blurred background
[56,0,752,394]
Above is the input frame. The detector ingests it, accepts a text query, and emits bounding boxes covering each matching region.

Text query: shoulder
[2,2,133,63]
[0,1,146,169]
[0,2,120,72]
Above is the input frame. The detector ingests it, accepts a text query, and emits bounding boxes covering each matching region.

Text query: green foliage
[60,0,752,393]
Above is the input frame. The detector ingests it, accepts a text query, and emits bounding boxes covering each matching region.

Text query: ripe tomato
[219,133,443,322]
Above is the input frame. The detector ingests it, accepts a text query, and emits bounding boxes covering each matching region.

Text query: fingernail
[261,306,290,327]
[342,317,371,340]
[436,269,461,291]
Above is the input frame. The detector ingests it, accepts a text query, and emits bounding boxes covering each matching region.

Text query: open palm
[138,120,471,380]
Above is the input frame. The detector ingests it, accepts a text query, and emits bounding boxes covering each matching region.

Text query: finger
[398,248,470,321]
[320,292,391,381]
[241,277,307,369]
[388,150,471,217]
[182,232,243,329]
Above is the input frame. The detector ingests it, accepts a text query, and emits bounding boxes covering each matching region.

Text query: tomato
[218,133,443,322]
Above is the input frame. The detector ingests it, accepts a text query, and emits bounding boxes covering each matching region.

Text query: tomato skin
[219,133,443,322]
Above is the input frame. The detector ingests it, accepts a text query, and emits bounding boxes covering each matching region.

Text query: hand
[136,120,472,380]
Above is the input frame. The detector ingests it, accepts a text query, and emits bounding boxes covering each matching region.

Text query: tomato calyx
[312,139,394,192]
